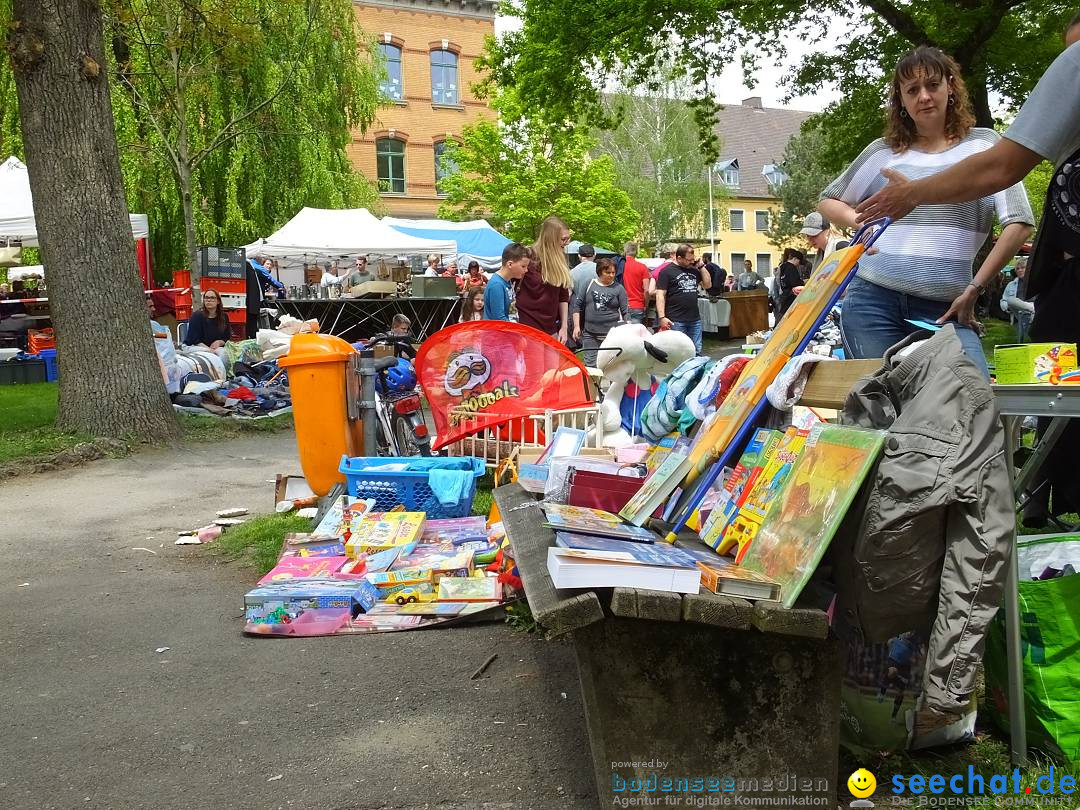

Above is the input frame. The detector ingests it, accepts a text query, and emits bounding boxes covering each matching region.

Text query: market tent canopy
[243,207,456,259]
[565,240,617,257]
[382,217,510,270]
[0,156,149,245]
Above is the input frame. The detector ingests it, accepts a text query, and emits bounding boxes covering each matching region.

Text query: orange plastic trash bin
[278,333,358,496]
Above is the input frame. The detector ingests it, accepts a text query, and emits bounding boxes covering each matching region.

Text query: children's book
[542,503,659,543]
[397,601,472,616]
[695,557,781,602]
[298,540,348,558]
[421,516,488,544]
[391,545,473,580]
[618,449,694,527]
[698,428,776,552]
[257,556,347,584]
[554,532,700,568]
[546,547,701,594]
[437,576,503,603]
[727,427,809,563]
[311,496,375,540]
[365,566,434,592]
[740,424,885,608]
[346,512,426,557]
[360,542,418,575]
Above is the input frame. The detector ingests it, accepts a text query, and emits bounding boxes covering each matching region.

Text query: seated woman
[183,289,231,349]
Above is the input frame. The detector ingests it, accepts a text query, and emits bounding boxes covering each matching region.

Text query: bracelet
[967,281,986,294]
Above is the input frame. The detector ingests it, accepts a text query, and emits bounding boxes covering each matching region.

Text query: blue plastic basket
[35,349,57,382]
[338,455,486,518]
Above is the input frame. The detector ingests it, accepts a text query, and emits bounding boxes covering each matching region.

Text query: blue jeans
[840,277,989,377]
[671,319,703,355]
[628,308,646,325]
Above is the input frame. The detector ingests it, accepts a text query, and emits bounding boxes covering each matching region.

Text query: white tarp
[0,156,149,245]
[243,207,455,259]
[242,207,457,288]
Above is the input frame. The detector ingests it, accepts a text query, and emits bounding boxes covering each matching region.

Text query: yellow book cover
[731,428,809,563]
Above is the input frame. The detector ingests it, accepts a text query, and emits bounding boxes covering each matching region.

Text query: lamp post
[707,166,716,258]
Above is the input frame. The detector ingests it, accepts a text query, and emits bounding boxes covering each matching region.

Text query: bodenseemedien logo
[848,768,877,808]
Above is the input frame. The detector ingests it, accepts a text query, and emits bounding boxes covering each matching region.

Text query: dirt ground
[0,432,597,810]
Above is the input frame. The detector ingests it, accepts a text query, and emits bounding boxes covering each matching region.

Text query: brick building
[349,0,497,218]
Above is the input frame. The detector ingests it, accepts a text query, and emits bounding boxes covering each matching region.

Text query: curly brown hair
[884,47,975,152]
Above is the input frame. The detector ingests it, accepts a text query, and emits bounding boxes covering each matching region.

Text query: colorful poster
[416,321,593,450]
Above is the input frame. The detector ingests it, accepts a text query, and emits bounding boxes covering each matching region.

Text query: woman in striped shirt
[819,47,1033,375]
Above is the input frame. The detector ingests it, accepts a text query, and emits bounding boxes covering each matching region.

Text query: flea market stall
[244,207,460,341]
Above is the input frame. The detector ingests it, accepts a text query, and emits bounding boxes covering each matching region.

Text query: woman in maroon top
[518,215,572,342]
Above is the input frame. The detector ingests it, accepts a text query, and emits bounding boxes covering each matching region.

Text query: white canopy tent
[242,207,456,288]
[0,156,149,246]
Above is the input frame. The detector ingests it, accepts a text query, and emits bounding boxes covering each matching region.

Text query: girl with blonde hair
[518,215,572,342]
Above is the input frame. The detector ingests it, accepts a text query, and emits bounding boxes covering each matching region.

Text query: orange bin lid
[278,332,356,367]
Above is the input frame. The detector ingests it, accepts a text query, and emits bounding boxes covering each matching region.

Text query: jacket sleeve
[921,387,1012,713]
[184,312,205,346]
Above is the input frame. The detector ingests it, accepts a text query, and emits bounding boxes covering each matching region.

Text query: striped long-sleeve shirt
[821,128,1033,302]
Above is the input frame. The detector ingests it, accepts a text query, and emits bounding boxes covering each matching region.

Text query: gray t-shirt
[570,261,597,304]
[1005,42,1080,168]
[574,279,627,333]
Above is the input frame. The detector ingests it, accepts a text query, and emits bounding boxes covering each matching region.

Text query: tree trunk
[9,0,179,441]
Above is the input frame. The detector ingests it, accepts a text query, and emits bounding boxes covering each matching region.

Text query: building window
[434,141,458,196]
[762,163,789,188]
[430,49,459,105]
[715,158,739,188]
[755,210,770,231]
[756,253,772,274]
[730,252,746,273]
[729,209,745,231]
[378,44,403,100]
[376,138,406,194]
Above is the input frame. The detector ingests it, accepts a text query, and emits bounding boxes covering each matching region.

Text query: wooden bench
[493,360,882,806]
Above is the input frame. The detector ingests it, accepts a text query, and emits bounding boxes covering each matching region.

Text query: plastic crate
[36,349,57,381]
[338,455,486,518]
[0,358,47,385]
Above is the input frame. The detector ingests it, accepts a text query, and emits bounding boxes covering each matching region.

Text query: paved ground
[0,433,597,810]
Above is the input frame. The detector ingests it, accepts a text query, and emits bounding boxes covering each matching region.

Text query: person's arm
[572,289,585,341]
[655,289,669,329]
[558,294,569,344]
[698,264,711,291]
[618,286,628,321]
[819,198,859,230]
[183,312,204,346]
[937,221,1033,326]
[642,272,652,304]
[856,139,1044,222]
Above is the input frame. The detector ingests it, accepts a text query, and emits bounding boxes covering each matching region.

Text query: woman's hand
[573,326,582,342]
[557,326,568,344]
[210,340,226,350]
[937,286,980,328]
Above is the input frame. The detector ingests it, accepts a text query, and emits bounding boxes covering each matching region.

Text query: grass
[0,381,292,466]
[0,383,93,464]
[210,512,312,573]
[982,317,1018,358]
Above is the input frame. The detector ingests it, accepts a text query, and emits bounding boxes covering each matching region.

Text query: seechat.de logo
[848,768,877,808]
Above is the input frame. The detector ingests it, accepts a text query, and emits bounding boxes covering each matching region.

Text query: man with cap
[801,212,849,273]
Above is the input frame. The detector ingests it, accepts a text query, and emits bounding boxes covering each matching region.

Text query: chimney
[742,96,764,110]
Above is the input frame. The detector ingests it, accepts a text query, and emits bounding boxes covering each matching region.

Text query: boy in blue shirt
[483,242,530,320]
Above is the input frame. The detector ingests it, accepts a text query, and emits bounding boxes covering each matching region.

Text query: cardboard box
[994,343,1078,385]
[517,446,614,467]
[410,275,458,297]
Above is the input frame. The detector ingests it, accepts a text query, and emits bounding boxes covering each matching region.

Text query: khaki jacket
[833,326,1013,713]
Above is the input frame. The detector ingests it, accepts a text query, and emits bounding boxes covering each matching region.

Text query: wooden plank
[610,588,682,622]
[751,601,830,639]
[682,590,753,629]
[493,483,605,639]
[799,359,881,409]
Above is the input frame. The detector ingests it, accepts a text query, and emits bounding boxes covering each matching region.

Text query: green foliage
[1022,160,1055,227]
[484,0,1077,173]
[764,125,840,249]
[437,90,638,248]
[595,88,715,252]
[1,0,382,278]
[211,512,312,574]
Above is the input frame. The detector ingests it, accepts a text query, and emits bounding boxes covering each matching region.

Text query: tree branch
[190,0,322,169]
[857,0,931,44]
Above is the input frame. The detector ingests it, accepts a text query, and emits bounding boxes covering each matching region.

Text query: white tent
[242,207,457,288]
[0,156,149,245]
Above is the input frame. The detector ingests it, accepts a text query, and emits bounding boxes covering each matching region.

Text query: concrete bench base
[574,618,841,805]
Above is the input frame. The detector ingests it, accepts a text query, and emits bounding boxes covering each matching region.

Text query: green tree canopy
[484,0,1077,165]
[764,125,840,249]
[2,0,382,277]
[437,91,638,249]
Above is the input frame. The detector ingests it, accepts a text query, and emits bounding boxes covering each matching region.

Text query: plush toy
[592,324,696,447]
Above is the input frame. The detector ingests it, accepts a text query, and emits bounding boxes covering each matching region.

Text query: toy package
[346,512,426,557]
[391,545,473,580]
[437,575,502,603]
[421,516,488,544]
[245,578,381,623]
[258,556,346,585]
[364,566,435,598]
[699,428,780,552]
